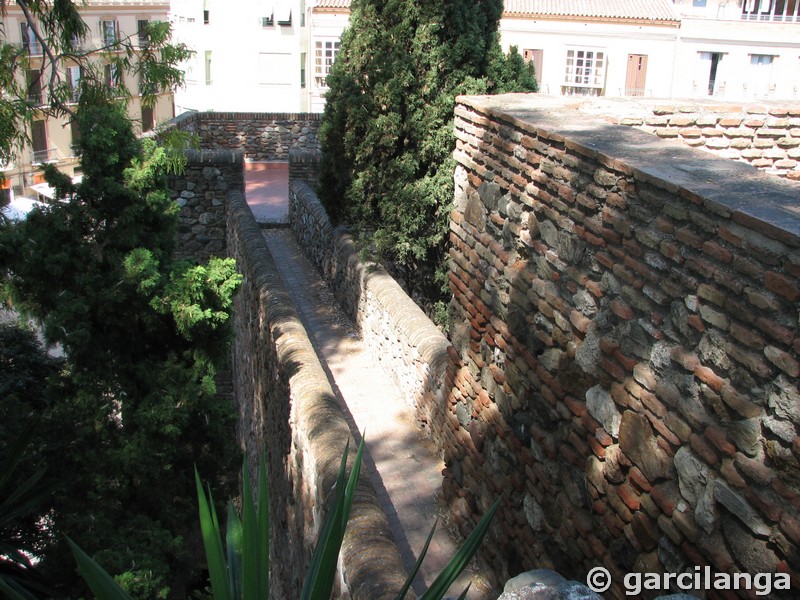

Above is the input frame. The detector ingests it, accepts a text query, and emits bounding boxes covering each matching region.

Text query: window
[276,0,292,26]
[693,0,707,7]
[137,19,150,46]
[100,20,119,46]
[204,10,210,24]
[139,72,157,96]
[262,14,274,26]
[26,69,43,105]
[742,0,800,21]
[747,54,776,97]
[104,62,119,89]
[141,105,155,132]
[314,40,340,88]
[301,52,306,88]
[697,51,724,95]
[205,51,212,85]
[69,118,80,156]
[20,23,43,55]
[563,49,606,95]
[31,120,50,164]
[67,66,81,102]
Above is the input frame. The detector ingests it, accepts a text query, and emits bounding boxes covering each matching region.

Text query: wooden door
[625,54,648,96]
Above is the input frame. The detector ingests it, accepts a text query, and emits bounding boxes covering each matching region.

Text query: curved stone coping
[226,190,411,600]
[289,180,452,394]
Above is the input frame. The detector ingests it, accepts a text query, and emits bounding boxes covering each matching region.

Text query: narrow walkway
[245,170,495,599]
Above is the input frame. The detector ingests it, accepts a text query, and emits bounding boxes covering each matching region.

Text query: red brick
[765,271,800,301]
[694,365,724,392]
[610,298,634,320]
[705,424,737,457]
[755,317,795,345]
[690,433,720,466]
[734,453,774,485]
[651,482,681,516]
[702,240,733,264]
[743,487,783,522]
[629,466,653,492]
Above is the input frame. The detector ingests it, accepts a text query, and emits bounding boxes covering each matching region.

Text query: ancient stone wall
[288,179,452,431]
[225,190,411,600]
[447,94,800,598]
[171,111,321,161]
[169,149,243,261]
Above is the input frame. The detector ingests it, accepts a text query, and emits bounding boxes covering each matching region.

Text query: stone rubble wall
[167,145,410,600]
[170,111,321,161]
[447,93,800,599]
[288,179,452,432]
[572,97,800,180]
[169,149,244,261]
[225,189,411,600]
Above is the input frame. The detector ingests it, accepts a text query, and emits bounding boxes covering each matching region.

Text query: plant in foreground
[70,437,501,599]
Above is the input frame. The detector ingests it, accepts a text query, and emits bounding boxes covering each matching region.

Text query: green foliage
[73,439,501,600]
[319,0,537,313]
[0,92,239,596]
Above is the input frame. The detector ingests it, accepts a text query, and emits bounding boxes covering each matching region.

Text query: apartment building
[1,0,176,207]
[172,0,797,116]
[170,0,310,113]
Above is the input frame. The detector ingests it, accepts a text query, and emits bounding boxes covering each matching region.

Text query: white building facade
[171,0,798,115]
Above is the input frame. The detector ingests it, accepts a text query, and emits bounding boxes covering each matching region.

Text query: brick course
[448,94,800,596]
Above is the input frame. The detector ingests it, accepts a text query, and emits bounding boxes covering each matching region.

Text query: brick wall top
[456,94,800,246]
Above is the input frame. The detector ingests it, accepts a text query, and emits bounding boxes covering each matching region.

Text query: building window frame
[562,48,606,96]
[100,19,120,47]
[314,39,340,88]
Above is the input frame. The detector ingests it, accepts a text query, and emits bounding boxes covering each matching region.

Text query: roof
[503,0,679,22]
[313,0,351,9]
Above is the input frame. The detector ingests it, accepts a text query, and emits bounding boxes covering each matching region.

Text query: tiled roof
[313,0,351,9]
[504,0,679,22]
[312,0,678,21]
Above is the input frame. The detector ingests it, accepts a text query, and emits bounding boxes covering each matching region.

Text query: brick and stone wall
[567,96,800,180]
[226,190,411,600]
[169,149,243,261]
[447,93,800,598]
[288,179,452,432]
[171,111,321,161]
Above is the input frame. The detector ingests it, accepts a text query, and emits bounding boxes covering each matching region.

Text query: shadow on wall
[445,93,800,598]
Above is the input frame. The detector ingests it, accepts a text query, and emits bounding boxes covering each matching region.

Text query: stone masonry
[171,111,321,161]
[565,97,800,181]
[447,94,800,599]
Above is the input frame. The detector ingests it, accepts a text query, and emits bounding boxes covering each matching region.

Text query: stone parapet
[447,93,800,598]
[168,148,243,261]
[171,111,321,161]
[561,96,800,180]
[226,190,410,600]
[288,180,453,450]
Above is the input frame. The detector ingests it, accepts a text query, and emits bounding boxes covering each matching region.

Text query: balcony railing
[741,0,800,22]
[31,148,58,165]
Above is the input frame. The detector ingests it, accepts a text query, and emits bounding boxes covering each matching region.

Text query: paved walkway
[245,169,496,599]
[245,161,289,225]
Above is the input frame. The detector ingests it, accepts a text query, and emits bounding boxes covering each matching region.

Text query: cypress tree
[319,0,536,316]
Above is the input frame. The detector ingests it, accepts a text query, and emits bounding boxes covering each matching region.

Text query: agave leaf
[257,455,269,597]
[419,495,502,600]
[195,467,231,600]
[394,519,437,600]
[226,502,243,600]
[301,436,365,600]
[300,440,350,600]
[455,583,472,600]
[66,537,132,600]
[0,576,39,600]
[241,461,259,600]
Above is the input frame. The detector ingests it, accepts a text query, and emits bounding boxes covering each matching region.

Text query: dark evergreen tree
[0,90,241,600]
[319,0,536,317]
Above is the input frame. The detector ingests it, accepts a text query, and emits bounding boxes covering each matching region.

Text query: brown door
[31,120,48,163]
[625,54,648,96]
